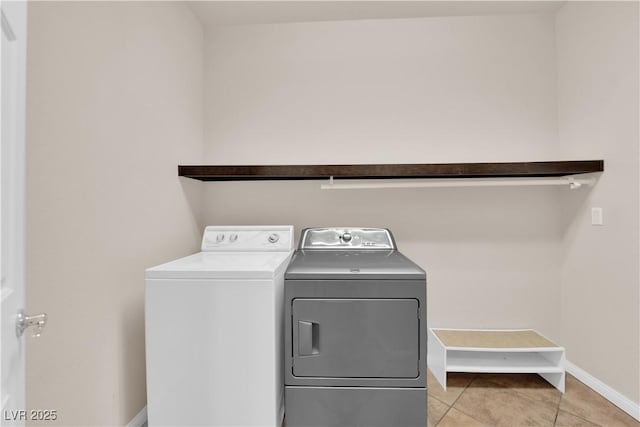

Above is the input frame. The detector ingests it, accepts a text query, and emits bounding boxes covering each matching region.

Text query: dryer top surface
[285,249,425,280]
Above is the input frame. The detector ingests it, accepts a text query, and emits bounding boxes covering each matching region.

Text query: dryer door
[292,298,419,378]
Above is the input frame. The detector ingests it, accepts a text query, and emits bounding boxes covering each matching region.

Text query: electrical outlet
[591,207,603,225]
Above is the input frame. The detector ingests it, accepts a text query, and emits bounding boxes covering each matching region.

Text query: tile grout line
[554,390,565,427]
[433,404,453,427]
[478,375,564,413]
[450,373,478,407]
[446,374,496,427]
[483,377,560,426]
[429,394,452,408]
[560,376,618,427]
[553,400,560,427]
[506,386,562,408]
[433,374,478,427]
[454,374,563,427]
[556,405,604,427]
[428,389,456,426]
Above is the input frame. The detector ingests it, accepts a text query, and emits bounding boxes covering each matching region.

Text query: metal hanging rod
[321,175,596,190]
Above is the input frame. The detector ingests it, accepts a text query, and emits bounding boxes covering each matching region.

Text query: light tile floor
[428,371,640,427]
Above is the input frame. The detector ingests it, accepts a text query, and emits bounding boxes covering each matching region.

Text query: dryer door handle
[298,321,319,356]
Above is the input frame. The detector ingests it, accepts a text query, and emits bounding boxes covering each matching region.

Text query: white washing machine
[145,225,294,427]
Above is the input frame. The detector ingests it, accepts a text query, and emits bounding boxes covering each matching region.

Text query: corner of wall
[555,0,640,406]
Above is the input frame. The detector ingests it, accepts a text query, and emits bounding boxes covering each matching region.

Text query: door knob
[16,310,47,338]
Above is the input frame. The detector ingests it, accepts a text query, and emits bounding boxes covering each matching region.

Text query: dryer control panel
[202,225,294,252]
[299,227,395,250]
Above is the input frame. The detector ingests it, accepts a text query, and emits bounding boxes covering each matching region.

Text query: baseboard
[126,406,147,427]
[565,360,640,422]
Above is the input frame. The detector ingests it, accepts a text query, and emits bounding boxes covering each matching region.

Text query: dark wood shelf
[178,160,603,182]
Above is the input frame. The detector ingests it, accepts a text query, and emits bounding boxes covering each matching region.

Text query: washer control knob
[216,234,225,242]
[230,234,238,242]
[268,234,279,243]
[342,232,352,242]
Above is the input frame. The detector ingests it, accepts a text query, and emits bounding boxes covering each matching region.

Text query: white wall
[556,2,640,404]
[203,14,564,338]
[25,2,203,425]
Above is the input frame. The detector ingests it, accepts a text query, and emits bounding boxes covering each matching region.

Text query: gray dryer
[284,227,427,427]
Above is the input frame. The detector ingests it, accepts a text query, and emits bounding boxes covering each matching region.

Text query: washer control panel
[201,226,294,252]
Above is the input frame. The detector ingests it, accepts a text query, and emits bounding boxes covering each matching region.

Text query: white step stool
[428,328,565,392]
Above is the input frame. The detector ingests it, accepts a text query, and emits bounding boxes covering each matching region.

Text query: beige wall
[556,2,640,403]
[202,14,564,338]
[25,2,203,425]
[204,14,558,164]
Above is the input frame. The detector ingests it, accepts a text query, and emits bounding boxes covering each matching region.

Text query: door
[1,1,27,425]
[292,299,420,378]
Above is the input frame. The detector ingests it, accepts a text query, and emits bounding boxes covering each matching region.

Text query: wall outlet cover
[591,207,603,225]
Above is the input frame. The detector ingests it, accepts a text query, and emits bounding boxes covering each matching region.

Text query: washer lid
[146,251,293,279]
[284,250,425,280]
